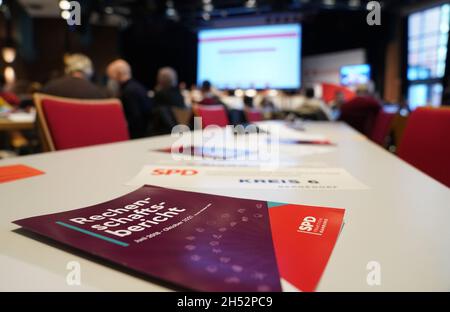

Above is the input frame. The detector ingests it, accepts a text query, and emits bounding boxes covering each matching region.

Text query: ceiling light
[104,6,114,14]
[61,10,70,19]
[323,0,335,6]
[203,3,214,12]
[348,0,360,8]
[2,47,16,63]
[59,0,70,11]
[245,0,257,9]
[4,66,15,84]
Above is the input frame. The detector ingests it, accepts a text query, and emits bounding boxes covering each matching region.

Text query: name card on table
[126,165,369,190]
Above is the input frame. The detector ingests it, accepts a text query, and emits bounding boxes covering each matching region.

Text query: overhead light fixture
[203,3,214,12]
[348,0,360,8]
[245,0,257,9]
[59,0,70,11]
[4,66,16,84]
[2,46,16,63]
[104,6,114,14]
[323,0,336,6]
[61,10,70,20]
[166,0,177,18]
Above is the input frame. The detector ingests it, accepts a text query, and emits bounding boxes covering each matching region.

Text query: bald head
[107,59,132,83]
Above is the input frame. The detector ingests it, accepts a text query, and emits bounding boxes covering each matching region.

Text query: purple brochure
[14,185,282,292]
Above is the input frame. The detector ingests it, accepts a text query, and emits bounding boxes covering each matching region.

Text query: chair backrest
[245,109,264,123]
[195,104,229,128]
[370,110,395,146]
[397,107,450,187]
[34,93,129,151]
[340,96,381,136]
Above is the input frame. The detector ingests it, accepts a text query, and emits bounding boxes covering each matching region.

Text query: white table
[0,121,449,291]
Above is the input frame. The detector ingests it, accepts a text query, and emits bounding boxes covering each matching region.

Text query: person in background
[329,90,346,120]
[0,74,20,107]
[179,81,192,107]
[42,53,107,99]
[153,67,186,108]
[295,87,332,121]
[150,67,186,135]
[106,59,152,139]
[199,80,221,105]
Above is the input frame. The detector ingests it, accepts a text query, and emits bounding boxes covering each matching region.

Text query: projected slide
[197,24,301,90]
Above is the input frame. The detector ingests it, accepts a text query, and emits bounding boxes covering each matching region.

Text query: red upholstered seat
[339,96,381,136]
[245,109,263,123]
[398,107,450,187]
[35,94,129,151]
[196,105,229,128]
[370,110,395,146]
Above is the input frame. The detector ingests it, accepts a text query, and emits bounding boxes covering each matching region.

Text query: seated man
[42,53,107,99]
[107,59,152,139]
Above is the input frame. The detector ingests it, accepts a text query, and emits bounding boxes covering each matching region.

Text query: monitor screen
[197,24,302,90]
[340,64,371,86]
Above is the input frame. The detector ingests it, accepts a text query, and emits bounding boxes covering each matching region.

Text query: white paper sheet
[127,165,369,190]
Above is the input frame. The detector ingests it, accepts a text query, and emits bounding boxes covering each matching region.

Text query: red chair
[370,110,395,146]
[245,109,264,123]
[339,96,381,136]
[398,107,450,187]
[195,104,229,128]
[34,93,129,151]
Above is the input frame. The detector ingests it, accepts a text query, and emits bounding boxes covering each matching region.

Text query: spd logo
[296,215,328,236]
[151,168,198,176]
[297,216,316,232]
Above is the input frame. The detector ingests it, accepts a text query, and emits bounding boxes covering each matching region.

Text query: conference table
[0,115,35,132]
[0,121,449,291]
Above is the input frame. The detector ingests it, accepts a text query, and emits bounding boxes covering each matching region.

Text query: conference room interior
[0,0,449,295]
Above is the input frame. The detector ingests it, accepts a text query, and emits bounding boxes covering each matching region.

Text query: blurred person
[150,67,186,135]
[295,87,332,121]
[329,90,346,120]
[107,59,152,139]
[153,67,186,108]
[0,74,20,107]
[42,53,107,99]
[190,84,203,104]
[179,81,192,107]
[199,80,221,105]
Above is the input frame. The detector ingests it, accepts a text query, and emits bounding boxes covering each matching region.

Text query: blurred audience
[199,80,221,105]
[42,53,107,99]
[153,67,186,108]
[295,87,332,121]
[107,59,153,139]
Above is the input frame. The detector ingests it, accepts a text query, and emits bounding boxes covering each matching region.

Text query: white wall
[302,49,366,87]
